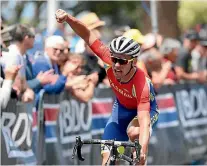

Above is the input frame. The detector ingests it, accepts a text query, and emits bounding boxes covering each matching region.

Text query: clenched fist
[55,9,68,23]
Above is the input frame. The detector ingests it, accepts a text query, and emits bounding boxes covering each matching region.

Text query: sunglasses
[53,47,64,53]
[111,56,134,65]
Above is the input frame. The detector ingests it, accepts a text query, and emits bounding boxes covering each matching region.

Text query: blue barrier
[1,83,207,165]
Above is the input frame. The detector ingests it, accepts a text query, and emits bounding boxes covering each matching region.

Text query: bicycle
[72,136,142,165]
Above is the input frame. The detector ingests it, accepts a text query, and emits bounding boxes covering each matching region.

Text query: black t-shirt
[82,53,101,74]
[176,47,192,73]
[82,53,106,84]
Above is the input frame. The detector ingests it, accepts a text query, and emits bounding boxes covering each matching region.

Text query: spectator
[1,24,35,103]
[1,24,21,100]
[65,53,95,102]
[175,29,200,82]
[191,30,207,73]
[67,53,85,76]
[0,46,21,108]
[159,38,181,82]
[32,35,77,94]
[140,48,173,89]
[57,39,71,73]
[25,53,54,92]
[192,34,207,83]
[141,33,163,52]
[123,29,145,46]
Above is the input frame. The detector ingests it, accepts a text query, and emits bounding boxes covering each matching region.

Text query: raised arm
[55,9,112,66]
[55,9,97,46]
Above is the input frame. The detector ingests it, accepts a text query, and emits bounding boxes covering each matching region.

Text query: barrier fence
[1,83,207,165]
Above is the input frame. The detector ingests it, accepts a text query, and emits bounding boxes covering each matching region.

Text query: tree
[141,1,179,38]
[1,1,45,27]
[178,1,207,31]
[65,1,144,29]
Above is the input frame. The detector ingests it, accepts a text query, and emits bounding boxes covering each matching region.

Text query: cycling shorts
[101,96,159,154]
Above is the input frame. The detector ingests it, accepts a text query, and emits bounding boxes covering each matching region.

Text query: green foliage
[70,1,144,28]
[2,1,144,30]
[1,1,45,27]
[178,1,207,31]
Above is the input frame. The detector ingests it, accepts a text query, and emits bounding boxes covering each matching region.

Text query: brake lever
[72,144,77,159]
[72,136,85,161]
[77,143,84,161]
[134,139,141,162]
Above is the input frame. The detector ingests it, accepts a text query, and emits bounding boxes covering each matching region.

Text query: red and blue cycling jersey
[90,39,155,112]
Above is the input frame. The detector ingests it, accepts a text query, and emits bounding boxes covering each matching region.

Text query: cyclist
[55,9,159,165]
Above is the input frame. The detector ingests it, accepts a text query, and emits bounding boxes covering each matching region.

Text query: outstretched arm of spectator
[151,61,173,89]
[27,70,55,91]
[0,78,13,109]
[71,80,95,103]
[55,9,97,47]
[27,78,41,90]
[175,50,199,81]
[0,65,21,108]
[175,66,199,81]
[32,61,66,94]
[43,76,66,94]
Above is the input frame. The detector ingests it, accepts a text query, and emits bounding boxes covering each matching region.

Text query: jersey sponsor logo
[132,85,136,98]
[150,93,155,101]
[109,79,133,98]
[123,88,129,92]
[151,113,159,125]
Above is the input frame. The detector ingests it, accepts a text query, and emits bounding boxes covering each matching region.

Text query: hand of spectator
[163,78,175,85]
[191,72,199,80]
[55,9,68,23]
[12,76,24,96]
[162,61,172,72]
[72,78,89,90]
[65,75,86,89]
[87,72,99,85]
[37,69,54,85]
[5,65,22,81]
[197,71,207,83]
[49,74,59,85]
[21,88,34,103]
[102,77,111,87]
[62,61,78,77]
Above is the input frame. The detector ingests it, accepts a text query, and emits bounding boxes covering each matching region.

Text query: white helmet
[109,36,140,57]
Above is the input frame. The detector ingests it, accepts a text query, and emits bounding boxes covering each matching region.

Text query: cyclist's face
[111,53,135,81]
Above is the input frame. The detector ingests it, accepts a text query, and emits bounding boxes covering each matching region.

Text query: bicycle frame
[108,141,117,165]
[72,136,141,165]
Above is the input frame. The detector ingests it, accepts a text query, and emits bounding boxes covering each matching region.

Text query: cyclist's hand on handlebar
[138,150,147,165]
[133,149,146,165]
[55,9,68,23]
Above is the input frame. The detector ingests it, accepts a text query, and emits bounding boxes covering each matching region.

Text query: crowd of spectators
[0,11,207,108]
